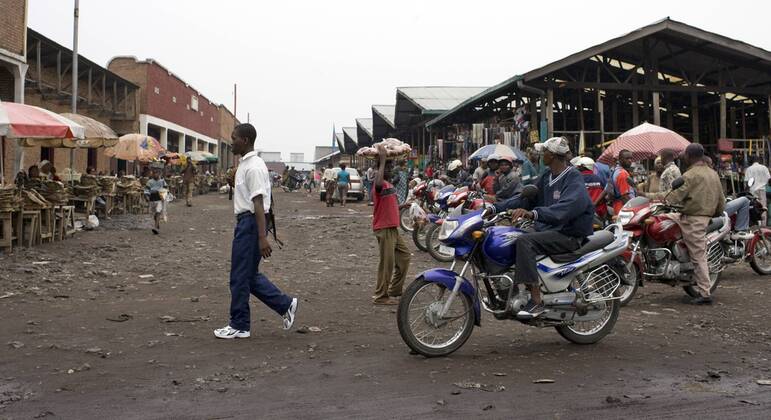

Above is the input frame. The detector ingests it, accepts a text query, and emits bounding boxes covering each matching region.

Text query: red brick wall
[0,0,26,56]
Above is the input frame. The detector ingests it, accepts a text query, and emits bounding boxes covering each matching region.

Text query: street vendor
[144,169,167,235]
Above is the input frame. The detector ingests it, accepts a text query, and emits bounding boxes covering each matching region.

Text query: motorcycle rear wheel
[397,278,475,357]
[555,291,620,345]
[399,207,415,233]
[749,231,771,275]
[412,224,428,251]
[426,224,454,262]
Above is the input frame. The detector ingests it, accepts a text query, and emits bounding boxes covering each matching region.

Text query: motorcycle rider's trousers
[515,230,583,285]
[670,214,712,298]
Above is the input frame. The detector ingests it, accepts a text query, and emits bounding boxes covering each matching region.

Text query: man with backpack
[214,123,298,339]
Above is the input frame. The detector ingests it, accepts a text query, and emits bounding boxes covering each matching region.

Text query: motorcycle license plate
[439,245,454,255]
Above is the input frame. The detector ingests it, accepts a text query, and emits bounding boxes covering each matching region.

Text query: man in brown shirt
[666,144,725,305]
[182,161,196,207]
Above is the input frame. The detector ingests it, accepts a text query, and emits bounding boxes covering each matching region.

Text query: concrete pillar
[720,94,727,139]
[159,126,168,149]
[13,63,28,103]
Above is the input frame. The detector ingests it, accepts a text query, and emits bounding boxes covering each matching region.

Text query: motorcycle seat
[706,217,724,233]
[550,231,615,263]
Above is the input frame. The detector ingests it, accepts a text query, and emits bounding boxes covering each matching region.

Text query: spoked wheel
[412,224,428,251]
[400,207,415,233]
[397,278,475,357]
[617,263,639,306]
[684,243,724,297]
[750,231,771,275]
[555,291,620,344]
[426,224,454,262]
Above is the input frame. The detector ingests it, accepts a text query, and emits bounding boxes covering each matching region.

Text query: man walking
[214,123,298,339]
[323,162,337,207]
[666,144,725,305]
[744,156,770,225]
[372,144,410,305]
[182,161,196,207]
[336,163,352,207]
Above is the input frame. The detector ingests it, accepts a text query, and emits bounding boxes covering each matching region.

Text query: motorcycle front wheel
[397,278,475,357]
[399,207,415,233]
[555,291,620,345]
[749,231,771,275]
[412,224,428,251]
[617,263,640,306]
[426,224,454,262]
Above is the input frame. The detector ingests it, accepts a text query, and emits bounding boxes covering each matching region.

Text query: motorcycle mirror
[521,185,538,199]
[671,177,685,190]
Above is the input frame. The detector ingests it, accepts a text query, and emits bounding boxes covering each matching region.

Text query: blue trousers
[229,214,292,331]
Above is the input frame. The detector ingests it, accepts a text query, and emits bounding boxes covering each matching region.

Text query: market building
[355,118,373,148]
[108,56,236,171]
[426,19,771,159]
[312,145,340,168]
[371,104,396,142]
[18,29,140,175]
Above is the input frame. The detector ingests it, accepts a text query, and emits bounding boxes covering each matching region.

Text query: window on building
[87,149,97,171]
[172,96,176,103]
[191,96,199,111]
[154,86,160,94]
[40,147,54,163]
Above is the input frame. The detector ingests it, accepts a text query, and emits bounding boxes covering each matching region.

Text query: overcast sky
[29,0,771,161]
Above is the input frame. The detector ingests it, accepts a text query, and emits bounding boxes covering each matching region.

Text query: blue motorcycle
[397,186,631,357]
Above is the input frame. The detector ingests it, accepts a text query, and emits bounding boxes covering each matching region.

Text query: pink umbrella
[599,122,691,164]
[0,101,85,184]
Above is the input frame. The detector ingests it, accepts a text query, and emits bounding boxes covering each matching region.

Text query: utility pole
[70,0,79,184]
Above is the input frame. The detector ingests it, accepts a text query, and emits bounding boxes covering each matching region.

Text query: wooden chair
[20,210,41,247]
[0,211,16,253]
[60,205,76,238]
[39,207,55,244]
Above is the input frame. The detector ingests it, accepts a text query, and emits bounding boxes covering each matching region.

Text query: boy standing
[214,123,298,339]
[372,144,411,305]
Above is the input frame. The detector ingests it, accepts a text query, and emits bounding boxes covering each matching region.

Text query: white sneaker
[282,298,298,330]
[213,325,250,339]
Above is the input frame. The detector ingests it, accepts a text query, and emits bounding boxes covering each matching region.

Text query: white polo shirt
[234,151,271,215]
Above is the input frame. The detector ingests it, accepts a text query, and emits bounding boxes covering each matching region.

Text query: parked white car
[320,168,365,202]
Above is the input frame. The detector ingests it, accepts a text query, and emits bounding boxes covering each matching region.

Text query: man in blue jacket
[494,137,594,318]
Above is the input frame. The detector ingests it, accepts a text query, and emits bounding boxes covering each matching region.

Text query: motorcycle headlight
[438,220,459,240]
[617,211,634,226]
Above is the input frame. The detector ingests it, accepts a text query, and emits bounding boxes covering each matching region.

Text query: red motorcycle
[722,192,771,275]
[616,193,731,305]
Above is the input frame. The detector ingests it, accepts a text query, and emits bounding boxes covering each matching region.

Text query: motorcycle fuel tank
[482,226,524,270]
[646,214,682,243]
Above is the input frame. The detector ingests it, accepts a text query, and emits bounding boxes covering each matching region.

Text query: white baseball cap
[534,137,570,156]
[575,156,595,171]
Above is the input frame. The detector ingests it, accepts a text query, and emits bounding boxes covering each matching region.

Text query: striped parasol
[0,101,84,139]
[599,122,691,164]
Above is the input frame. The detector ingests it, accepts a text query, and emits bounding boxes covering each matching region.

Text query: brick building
[0,0,28,182]
[108,57,235,171]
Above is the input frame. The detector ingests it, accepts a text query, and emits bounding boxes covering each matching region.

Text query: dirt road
[1,191,770,419]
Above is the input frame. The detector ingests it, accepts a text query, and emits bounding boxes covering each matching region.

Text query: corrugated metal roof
[426,75,522,127]
[334,132,345,153]
[372,105,396,128]
[314,146,336,162]
[342,127,359,152]
[396,87,488,112]
[313,149,341,164]
[355,118,373,137]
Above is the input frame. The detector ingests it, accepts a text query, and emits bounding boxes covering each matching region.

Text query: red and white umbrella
[1,101,85,184]
[599,122,691,164]
[0,101,85,139]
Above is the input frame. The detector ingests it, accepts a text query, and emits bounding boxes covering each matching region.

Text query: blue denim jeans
[229,213,292,331]
[725,196,750,231]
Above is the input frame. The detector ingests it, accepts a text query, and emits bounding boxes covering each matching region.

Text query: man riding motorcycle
[493,137,595,318]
